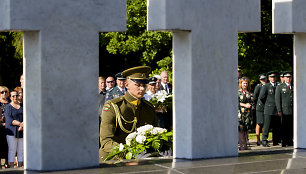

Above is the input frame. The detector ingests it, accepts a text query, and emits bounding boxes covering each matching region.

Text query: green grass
[248,132,272,140]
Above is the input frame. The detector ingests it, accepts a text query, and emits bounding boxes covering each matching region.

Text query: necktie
[288,84,291,90]
[122,89,125,95]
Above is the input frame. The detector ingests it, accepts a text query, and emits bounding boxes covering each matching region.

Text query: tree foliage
[238,0,293,87]
[99,0,172,78]
[0,32,23,89]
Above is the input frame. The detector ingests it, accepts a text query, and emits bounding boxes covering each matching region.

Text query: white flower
[137,125,154,135]
[151,127,167,135]
[155,90,168,102]
[126,132,137,146]
[136,135,146,144]
[119,143,124,151]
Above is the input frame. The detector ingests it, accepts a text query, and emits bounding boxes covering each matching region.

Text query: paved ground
[1,141,306,174]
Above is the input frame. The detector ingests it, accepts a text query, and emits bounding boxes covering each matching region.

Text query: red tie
[288,84,291,90]
[122,89,125,95]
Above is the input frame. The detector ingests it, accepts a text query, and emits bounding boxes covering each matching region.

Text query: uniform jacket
[259,82,278,115]
[254,83,265,112]
[100,91,158,159]
[275,82,293,115]
[105,86,125,102]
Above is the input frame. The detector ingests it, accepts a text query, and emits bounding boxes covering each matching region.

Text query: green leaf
[126,152,133,159]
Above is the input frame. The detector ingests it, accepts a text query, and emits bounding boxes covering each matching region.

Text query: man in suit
[275,71,293,147]
[253,73,267,146]
[160,71,172,94]
[258,71,278,147]
[105,72,126,102]
[105,76,115,91]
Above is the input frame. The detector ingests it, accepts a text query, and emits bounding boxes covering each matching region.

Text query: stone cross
[273,0,306,148]
[148,0,260,159]
[0,0,126,171]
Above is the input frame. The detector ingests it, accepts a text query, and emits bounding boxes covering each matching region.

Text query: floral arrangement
[105,125,173,161]
[149,90,172,112]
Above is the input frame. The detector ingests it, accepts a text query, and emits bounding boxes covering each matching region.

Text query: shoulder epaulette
[142,99,155,109]
[110,96,125,104]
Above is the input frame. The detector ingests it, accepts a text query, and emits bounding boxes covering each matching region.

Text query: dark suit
[275,82,293,146]
[254,83,264,124]
[259,82,279,145]
[160,83,172,94]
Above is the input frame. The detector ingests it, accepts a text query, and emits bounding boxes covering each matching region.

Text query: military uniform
[100,66,158,160]
[259,77,278,146]
[275,72,293,146]
[105,86,125,102]
[254,83,265,124]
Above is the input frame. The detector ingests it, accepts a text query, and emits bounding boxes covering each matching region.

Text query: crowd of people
[98,66,173,159]
[0,75,24,168]
[238,69,293,150]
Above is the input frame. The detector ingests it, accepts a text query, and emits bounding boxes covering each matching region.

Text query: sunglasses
[0,91,8,94]
[106,81,115,83]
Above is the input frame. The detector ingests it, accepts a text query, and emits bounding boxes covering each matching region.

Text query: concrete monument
[0,0,126,171]
[148,0,261,159]
[273,0,306,148]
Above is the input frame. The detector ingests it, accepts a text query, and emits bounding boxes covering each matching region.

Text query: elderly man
[160,71,172,94]
[100,66,158,159]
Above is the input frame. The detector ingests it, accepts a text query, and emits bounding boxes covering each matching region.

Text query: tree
[0,32,23,89]
[99,0,172,78]
[238,0,293,87]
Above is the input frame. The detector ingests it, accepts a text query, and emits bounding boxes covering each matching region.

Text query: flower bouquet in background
[149,90,173,113]
[105,125,173,161]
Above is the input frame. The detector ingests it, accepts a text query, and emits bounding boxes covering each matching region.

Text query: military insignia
[246,93,249,98]
[269,89,273,93]
[103,107,109,111]
[240,95,244,100]
[282,88,286,92]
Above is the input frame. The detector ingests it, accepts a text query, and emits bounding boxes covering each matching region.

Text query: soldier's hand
[278,112,283,117]
[245,103,251,109]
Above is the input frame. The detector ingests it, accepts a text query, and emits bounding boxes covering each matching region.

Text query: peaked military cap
[267,71,277,77]
[283,71,292,77]
[279,71,285,77]
[122,66,151,84]
[115,72,125,80]
[258,73,266,80]
[148,77,157,85]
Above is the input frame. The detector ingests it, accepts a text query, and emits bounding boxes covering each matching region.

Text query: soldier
[275,71,293,147]
[100,66,158,160]
[279,71,285,83]
[258,71,278,147]
[253,73,267,146]
[105,72,126,102]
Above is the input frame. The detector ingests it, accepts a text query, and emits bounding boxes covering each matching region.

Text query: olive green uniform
[100,91,158,159]
[259,82,278,145]
[275,82,293,146]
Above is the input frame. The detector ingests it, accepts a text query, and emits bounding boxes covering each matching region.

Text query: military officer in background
[279,71,285,83]
[258,71,278,147]
[253,73,267,146]
[100,66,158,160]
[275,71,293,147]
[105,72,126,102]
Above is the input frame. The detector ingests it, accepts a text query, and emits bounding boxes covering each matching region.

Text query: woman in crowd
[0,86,9,168]
[5,90,23,168]
[238,77,254,150]
[14,87,23,104]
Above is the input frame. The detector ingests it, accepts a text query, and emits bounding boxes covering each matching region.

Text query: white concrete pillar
[147,0,261,159]
[273,0,306,149]
[0,0,126,171]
